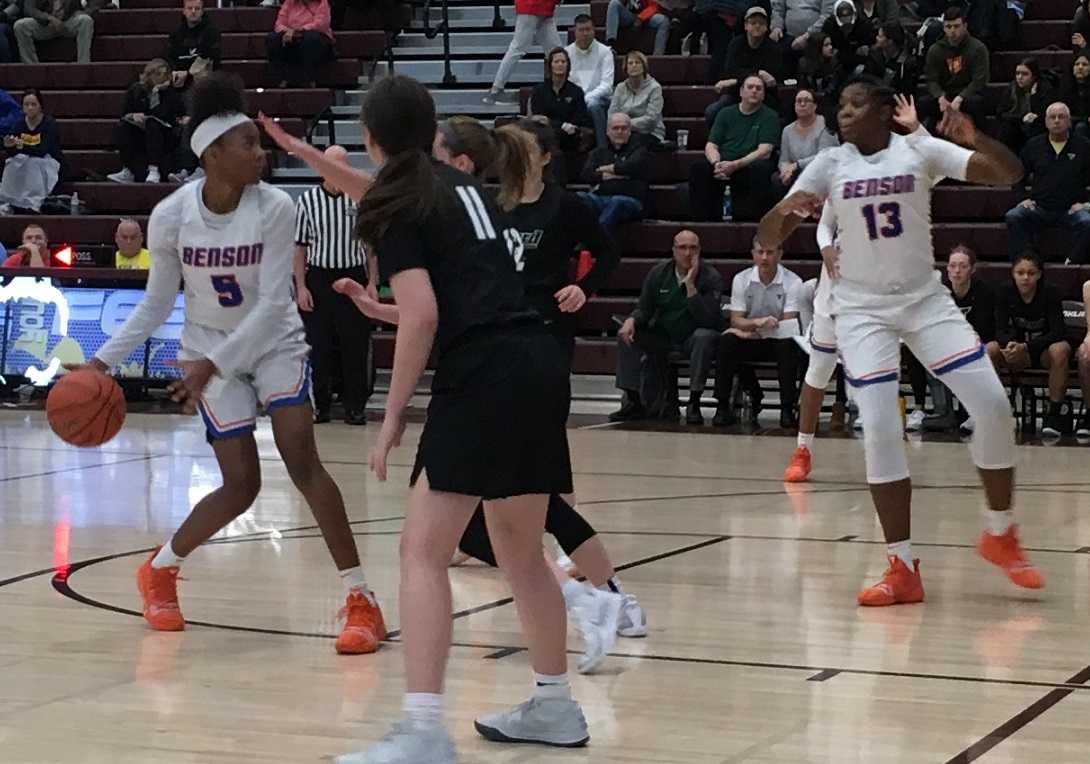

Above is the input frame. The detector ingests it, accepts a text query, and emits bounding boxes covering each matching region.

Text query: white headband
[190,112,252,158]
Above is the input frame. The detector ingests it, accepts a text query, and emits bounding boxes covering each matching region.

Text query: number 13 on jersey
[861,202,903,241]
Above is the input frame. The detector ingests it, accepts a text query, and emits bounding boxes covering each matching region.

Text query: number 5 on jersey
[455,185,525,272]
[211,274,243,307]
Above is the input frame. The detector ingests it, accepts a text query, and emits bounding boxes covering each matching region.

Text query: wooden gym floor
[2,409,1090,763]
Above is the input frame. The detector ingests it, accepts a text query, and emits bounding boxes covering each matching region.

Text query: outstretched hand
[893,94,920,134]
[257,111,302,154]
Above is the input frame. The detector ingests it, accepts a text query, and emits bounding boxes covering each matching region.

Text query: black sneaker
[921,412,958,432]
[686,401,704,425]
[1077,413,1090,438]
[608,400,645,422]
[345,410,368,426]
[1042,405,1069,437]
[314,408,331,424]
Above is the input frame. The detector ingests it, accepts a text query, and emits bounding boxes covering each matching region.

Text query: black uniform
[995,283,1068,368]
[950,277,997,344]
[376,162,572,499]
[506,184,618,364]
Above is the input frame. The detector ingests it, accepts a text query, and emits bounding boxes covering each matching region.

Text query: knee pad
[544,495,597,555]
[940,358,1016,469]
[853,382,910,483]
[804,349,838,390]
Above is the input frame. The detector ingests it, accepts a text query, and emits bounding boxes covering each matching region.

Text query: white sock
[533,673,572,701]
[986,509,1014,536]
[338,566,374,602]
[797,432,815,449]
[151,541,184,569]
[887,540,913,569]
[403,693,443,729]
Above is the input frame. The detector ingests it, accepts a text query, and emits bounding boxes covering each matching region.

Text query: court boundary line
[0,454,161,484]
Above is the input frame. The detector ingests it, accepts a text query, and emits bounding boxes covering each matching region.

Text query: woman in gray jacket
[609,51,666,143]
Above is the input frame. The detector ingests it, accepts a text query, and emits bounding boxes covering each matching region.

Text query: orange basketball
[46,370,126,447]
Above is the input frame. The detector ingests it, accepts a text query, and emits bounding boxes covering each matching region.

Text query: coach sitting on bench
[609,229,724,425]
[713,237,803,428]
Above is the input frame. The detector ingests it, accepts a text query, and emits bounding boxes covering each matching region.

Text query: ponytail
[354,148,435,246]
[492,125,531,212]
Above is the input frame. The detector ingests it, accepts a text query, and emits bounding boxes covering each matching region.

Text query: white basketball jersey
[793,133,973,293]
[96,181,303,376]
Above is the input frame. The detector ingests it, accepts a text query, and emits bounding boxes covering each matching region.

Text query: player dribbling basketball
[69,73,385,653]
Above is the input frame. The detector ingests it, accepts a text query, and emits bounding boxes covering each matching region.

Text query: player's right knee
[225,475,261,508]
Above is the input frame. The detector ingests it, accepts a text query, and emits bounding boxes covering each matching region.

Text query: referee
[293,144,372,425]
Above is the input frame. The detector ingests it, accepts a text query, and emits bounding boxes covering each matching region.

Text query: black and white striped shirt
[294,185,365,270]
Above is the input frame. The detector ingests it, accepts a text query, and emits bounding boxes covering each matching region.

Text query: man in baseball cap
[706,3,783,127]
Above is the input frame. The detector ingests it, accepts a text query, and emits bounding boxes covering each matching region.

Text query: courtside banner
[0,279,183,383]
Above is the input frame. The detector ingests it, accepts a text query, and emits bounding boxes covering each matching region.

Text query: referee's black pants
[303,265,372,415]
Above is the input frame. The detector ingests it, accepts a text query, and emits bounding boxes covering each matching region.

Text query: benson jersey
[792,132,973,293]
[96,180,303,377]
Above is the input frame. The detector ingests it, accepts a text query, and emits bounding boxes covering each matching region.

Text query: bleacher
[0,0,1087,388]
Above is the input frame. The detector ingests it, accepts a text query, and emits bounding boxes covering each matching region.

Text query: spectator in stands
[1004,102,1090,263]
[820,0,874,75]
[864,22,919,97]
[798,31,840,119]
[609,51,666,143]
[692,0,752,90]
[773,87,837,194]
[1060,51,1090,139]
[530,47,592,158]
[566,14,614,148]
[606,0,672,55]
[0,15,13,63]
[266,0,334,88]
[706,6,782,127]
[855,0,898,31]
[107,59,185,185]
[919,6,990,130]
[989,252,1073,436]
[1075,278,1090,435]
[114,218,150,270]
[922,244,996,431]
[13,0,93,64]
[1,223,48,266]
[997,57,1051,156]
[713,237,803,428]
[580,112,650,234]
[1073,0,1090,50]
[769,0,834,76]
[0,89,62,215]
[167,0,222,89]
[484,0,561,103]
[610,229,723,424]
[690,73,779,221]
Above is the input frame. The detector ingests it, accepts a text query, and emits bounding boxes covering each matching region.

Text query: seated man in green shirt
[609,229,725,425]
[689,73,780,222]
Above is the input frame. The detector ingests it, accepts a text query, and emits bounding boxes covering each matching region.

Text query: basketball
[46,370,126,448]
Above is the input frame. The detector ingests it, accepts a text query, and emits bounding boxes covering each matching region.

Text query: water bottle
[721,186,732,221]
[69,192,80,216]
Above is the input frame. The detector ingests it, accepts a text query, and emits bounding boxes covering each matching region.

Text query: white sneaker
[481,89,503,104]
[449,550,471,566]
[145,167,161,183]
[475,697,589,747]
[853,413,864,431]
[334,721,455,764]
[568,585,622,674]
[107,167,134,183]
[0,203,10,215]
[167,169,189,183]
[905,409,925,431]
[617,592,647,637]
[960,416,975,433]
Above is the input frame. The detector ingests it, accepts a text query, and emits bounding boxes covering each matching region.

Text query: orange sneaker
[336,590,387,655]
[857,556,925,607]
[978,526,1045,589]
[136,549,185,631]
[783,446,812,483]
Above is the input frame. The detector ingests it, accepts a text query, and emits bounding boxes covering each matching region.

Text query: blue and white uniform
[96,180,310,439]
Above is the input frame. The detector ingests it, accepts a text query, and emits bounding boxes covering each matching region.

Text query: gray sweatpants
[491,13,562,92]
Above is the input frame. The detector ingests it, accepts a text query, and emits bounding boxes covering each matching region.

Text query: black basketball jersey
[504,185,617,323]
[376,161,535,354]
